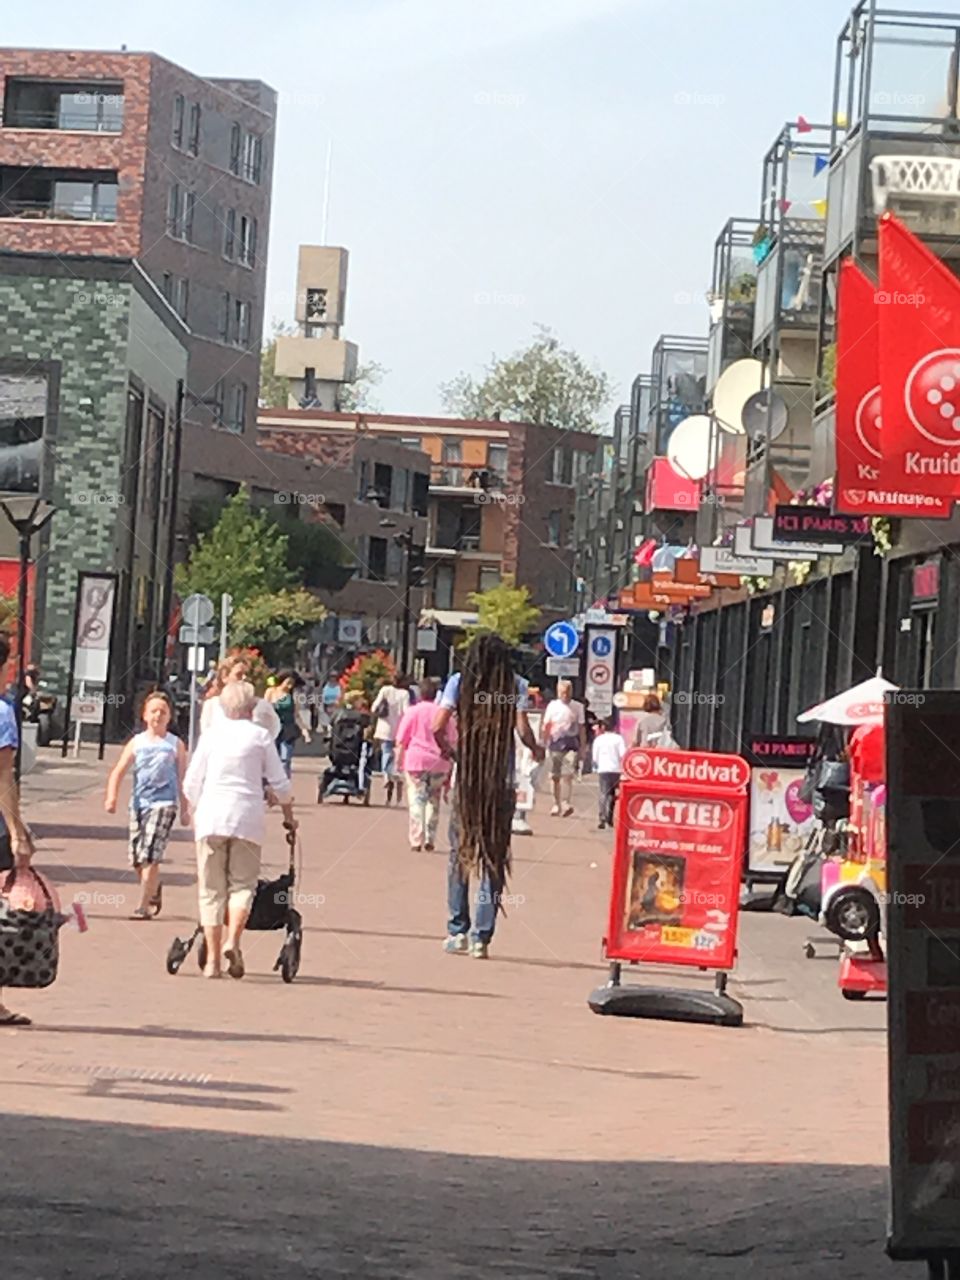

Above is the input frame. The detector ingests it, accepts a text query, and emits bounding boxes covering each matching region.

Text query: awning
[419,609,479,630]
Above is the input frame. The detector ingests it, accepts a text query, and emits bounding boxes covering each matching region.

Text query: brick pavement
[2,749,916,1278]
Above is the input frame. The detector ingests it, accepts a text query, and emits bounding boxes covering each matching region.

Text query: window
[172,94,184,148]
[399,435,422,450]
[478,566,500,594]
[218,291,231,341]
[0,168,119,221]
[373,462,392,507]
[357,460,369,501]
[411,472,429,516]
[242,132,262,183]
[4,78,124,132]
[230,123,242,175]
[551,447,572,485]
[234,299,250,346]
[222,207,236,259]
[229,383,247,433]
[167,183,180,236]
[440,437,462,485]
[161,272,173,302]
[391,467,408,512]
[487,443,508,483]
[305,287,327,323]
[211,380,225,425]
[188,102,201,156]
[174,277,189,321]
[366,536,388,582]
[434,565,454,610]
[238,214,257,266]
[546,511,561,545]
[181,189,195,242]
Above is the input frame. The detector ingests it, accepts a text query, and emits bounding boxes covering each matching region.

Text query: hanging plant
[870,516,893,556]
[788,560,812,585]
[744,576,771,596]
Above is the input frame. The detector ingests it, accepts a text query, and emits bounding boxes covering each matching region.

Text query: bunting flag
[811,198,828,217]
[835,111,848,128]
[814,154,829,176]
[835,258,950,517]
[797,115,812,133]
[878,212,960,500]
[779,198,792,215]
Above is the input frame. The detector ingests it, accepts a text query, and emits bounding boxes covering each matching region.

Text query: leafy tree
[440,325,611,433]
[463,576,541,648]
[230,589,327,665]
[336,361,388,413]
[259,321,296,409]
[175,489,292,610]
[339,650,397,706]
[269,508,356,588]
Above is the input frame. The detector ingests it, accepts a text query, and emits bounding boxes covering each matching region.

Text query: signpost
[61,570,119,761]
[886,692,960,1269]
[584,628,616,718]
[180,593,214,750]
[589,746,749,1026]
[543,620,580,660]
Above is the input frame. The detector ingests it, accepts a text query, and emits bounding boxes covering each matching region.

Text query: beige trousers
[196,836,261,926]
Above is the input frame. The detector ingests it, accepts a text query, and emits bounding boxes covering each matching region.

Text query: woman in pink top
[395,678,455,852]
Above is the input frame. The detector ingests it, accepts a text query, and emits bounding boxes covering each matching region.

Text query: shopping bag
[0,867,64,988]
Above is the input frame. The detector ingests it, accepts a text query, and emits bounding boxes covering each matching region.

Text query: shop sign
[700,546,775,577]
[772,505,870,545]
[887,692,960,1259]
[911,561,940,604]
[605,748,748,970]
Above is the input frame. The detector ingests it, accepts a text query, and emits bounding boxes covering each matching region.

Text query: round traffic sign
[589,663,611,685]
[590,634,613,657]
[182,593,215,626]
[543,620,579,659]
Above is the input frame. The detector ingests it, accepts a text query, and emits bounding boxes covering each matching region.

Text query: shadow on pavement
[36,1024,339,1046]
[2,1113,911,1279]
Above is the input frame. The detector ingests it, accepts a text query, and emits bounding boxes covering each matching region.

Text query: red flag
[878,212,960,500]
[836,254,951,518]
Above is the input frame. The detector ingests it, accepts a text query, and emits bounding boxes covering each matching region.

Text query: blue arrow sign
[543,620,580,659]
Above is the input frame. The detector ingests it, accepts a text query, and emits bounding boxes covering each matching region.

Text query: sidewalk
[1,758,905,1278]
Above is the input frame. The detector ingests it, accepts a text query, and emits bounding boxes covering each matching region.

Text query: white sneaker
[443,933,468,954]
[550,804,560,816]
[470,940,489,959]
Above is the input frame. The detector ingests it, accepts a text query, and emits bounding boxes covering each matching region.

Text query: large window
[366,536,388,582]
[222,207,236,259]
[0,373,45,492]
[3,78,124,132]
[234,299,250,346]
[242,133,262,183]
[434,565,454,609]
[478,566,500,594]
[187,102,201,156]
[228,383,247,434]
[238,214,257,267]
[172,94,184,148]
[487,442,508,482]
[0,168,118,221]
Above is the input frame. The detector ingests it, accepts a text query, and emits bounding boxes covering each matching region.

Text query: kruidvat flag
[836,255,951,518]
[878,212,960,501]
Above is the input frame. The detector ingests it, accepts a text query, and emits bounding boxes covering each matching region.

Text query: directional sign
[543,620,580,659]
[546,657,580,677]
[180,623,215,646]
[181,593,215,627]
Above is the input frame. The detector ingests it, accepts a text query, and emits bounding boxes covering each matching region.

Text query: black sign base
[588,983,743,1027]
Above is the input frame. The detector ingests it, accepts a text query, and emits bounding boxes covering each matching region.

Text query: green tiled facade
[0,263,188,716]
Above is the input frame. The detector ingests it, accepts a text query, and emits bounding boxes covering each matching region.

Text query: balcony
[429,461,505,493]
[2,79,124,132]
[706,219,760,392]
[752,222,824,346]
[0,168,118,222]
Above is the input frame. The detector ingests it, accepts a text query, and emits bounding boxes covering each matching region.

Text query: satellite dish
[712,358,764,434]
[666,414,713,480]
[742,389,789,441]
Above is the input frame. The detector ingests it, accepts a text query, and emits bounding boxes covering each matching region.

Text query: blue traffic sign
[590,633,613,657]
[543,620,580,659]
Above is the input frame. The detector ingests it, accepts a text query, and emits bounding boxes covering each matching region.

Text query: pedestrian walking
[201,656,281,739]
[540,679,587,817]
[371,673,410,805]
[105,691,188,919]
[633,694,671,747]
[432,634,543,959]
[182,681,295,979]
[395,678,453,852]
[592,717,625,830]
[265,670,312,777]
[0,633,38,1026]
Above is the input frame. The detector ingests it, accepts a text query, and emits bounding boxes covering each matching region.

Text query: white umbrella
[797,674,898,726]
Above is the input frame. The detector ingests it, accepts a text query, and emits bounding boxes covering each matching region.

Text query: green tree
[463,576,541,648]
[175,489,292,610]
[259,321,295,409]
[336,361,388,412]
[269,508,356,589]
[230,588,327,664]
[440,325,611,432]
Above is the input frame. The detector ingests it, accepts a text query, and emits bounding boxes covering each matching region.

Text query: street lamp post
[379,519,416,673]
[0,497,56,780]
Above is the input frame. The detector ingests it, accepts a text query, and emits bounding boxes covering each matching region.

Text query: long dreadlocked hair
[456,631,518,906]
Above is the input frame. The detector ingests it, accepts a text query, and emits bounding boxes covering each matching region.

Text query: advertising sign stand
[588,746,750,1028]
[61,571,119,760]
[885,692,960,1277]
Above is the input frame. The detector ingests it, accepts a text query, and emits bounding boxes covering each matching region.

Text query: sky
[6,0,855,418]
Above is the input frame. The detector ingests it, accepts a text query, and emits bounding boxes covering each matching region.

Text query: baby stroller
[319,709,371,805]
[165,823,303,983]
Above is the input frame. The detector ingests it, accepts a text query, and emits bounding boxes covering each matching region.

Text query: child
[592,716,625,831]
[105,691,188,919]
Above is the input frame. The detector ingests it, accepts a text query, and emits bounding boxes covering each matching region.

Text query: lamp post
[379,519,416,673]
[0,496,56,780]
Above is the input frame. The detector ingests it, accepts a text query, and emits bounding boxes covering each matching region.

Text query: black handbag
[0,869,63,988]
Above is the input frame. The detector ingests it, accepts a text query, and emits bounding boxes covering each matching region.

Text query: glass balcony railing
[753,226,824,344]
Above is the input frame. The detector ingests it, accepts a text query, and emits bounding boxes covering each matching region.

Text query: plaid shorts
[128,804,178,867]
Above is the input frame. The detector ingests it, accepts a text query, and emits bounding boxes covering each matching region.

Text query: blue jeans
[446,796,496,944]
[276,736,294,778]
[379,739,396,778]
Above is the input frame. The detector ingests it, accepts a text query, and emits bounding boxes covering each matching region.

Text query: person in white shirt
[183,681,295,980]
[370,674,411,805]
[592,717,626,830]
[540,679,587,817]
[199,655,281,740]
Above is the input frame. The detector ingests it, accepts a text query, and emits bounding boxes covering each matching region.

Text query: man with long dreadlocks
[433,632,543,959]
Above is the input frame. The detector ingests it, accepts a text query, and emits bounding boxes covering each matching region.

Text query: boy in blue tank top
[105,692,188,919]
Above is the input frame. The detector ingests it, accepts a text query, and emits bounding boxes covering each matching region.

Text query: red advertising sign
[879,212,960,500]
[835,256,951,519]
[605,748,749,971]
